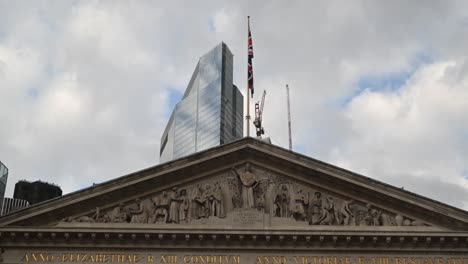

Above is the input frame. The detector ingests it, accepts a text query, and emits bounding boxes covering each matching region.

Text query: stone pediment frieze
[58,162,431,230]
[0,138,467,232]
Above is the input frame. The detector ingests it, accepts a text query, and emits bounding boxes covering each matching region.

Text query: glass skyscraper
[160,43,244,162]
[0,161,8,214]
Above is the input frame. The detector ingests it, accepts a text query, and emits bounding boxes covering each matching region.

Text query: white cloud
[0,45,43,95]
[37,72,89,125]
[331,60,468,208]
[0,1,467,210]
[213,8,235,33]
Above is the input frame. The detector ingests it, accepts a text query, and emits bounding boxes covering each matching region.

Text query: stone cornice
[1,227,467,252]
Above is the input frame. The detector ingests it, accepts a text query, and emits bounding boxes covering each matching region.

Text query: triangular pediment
[1,138,467,232]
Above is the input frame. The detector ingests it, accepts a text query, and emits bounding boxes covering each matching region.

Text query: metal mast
[286,84,292,151]
[246,16,251,137]
[253,90,266,138]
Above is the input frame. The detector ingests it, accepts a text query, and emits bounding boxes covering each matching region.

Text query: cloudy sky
[1,1,467,209]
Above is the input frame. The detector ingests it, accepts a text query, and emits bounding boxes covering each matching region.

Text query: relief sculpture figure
[292,189,308,221]
[63,207,106,223]
[94,207,111,223]
[108,203,128,223]
[168,187,181,223]
[256,195,265,211]
[356,210,368,226]
[192,184,208,219]
[178,189,190,223]
[153,191,169,223]
[129,198,155,223]
[380,212,394,226]
[274,184,290,217]
[365,204,382,226]
[232,192,242,209]
[319,196,336,225]
[62,215,96,223]
[207,182,225,217]
[231,163,258,209]
[336,200,354,225]
[309,192,323,225]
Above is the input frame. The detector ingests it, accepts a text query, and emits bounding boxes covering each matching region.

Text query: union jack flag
[248,18,254,98]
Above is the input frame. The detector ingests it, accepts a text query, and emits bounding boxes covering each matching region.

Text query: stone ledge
[1,228,467,251]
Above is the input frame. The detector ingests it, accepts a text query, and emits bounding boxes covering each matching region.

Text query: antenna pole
[246,84,250,137]
[246,82,250,137]
[286,84,292,151]
[246,16,251,137]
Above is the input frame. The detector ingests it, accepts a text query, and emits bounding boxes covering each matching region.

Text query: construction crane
[286,84,292,151]
[253,90,266,138]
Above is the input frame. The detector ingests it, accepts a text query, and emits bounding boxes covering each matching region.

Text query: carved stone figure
[256,195,265,211]
[309,192,323,225]
[356,210,368,226]
[192,184,208,219]
[92,207,109,223]
[168,187,181,223]
[129,199,142,223]
[153,191,170,223]
[380,213,394,226]
[62,207,108,223]
[274,184,290,217]
[336,200,354,225]
[255,179,269,211]
[62,215,96,223]
[364,206,373,226]
[129,198,155,224]
[320,196,336,225]
[231,163,258,209]
[207,182,225,217]
[273,195,281,217]
[232,192,242,209]
[204,184,213,216]
[108,203,128,223]
[395,214,404,226]
[292,189,308,221]
[96,214,111,223]
[364,204,382,226]
[178,189,190,223]
[411,220,425,226]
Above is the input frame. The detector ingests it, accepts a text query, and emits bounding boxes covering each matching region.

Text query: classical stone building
[0,138,467,264]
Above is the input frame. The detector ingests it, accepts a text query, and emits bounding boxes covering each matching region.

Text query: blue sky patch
[358,71,411,92]
[462,168,468,180]
[293,144,307,155]
[164,87,183,118]
[27,87,39,99]
[45,63,56,78]
[208,18,216,33]
[337,52,433,107]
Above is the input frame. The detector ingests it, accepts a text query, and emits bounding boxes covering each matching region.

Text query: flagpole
[246,16,251,137]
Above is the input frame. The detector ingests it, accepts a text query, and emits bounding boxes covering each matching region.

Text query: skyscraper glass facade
[160,43,244,162]
[0,161,8,214]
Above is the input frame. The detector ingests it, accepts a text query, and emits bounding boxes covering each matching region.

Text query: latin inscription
[232,209,263,225]
[16,253,468,264]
